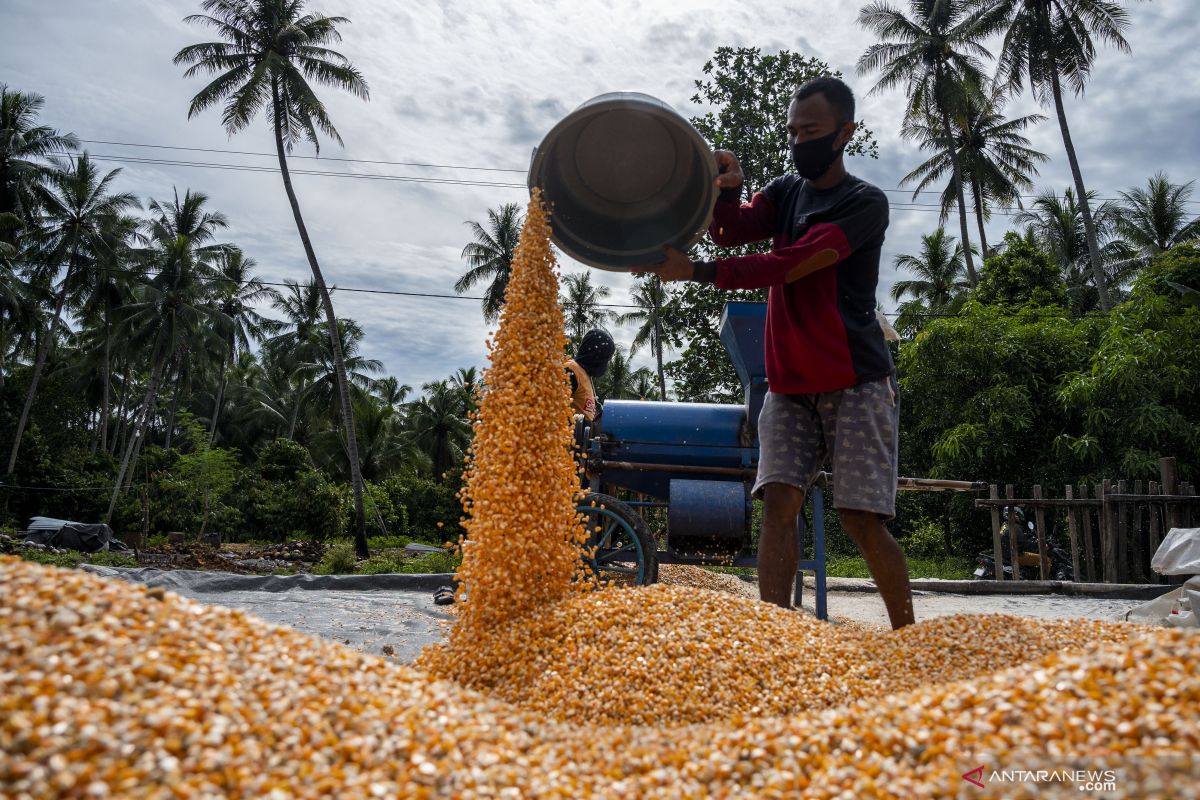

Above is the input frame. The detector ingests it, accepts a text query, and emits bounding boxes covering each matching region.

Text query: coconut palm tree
[0,85,79,232]
[983,0,1137,310]
[175,0,373,556]
[448,366,479,415]
[1014,188,1126,313]
[561,272,615,345]
[408,381,471,482]
[899,80,1046,256]
[140,189,233,451]
[617,275,674,400]
[208,247,276,444]
[1115,172,1200,266]
[106,228,231,521]
[71,213,141,452]
[262,279,324,439]
[631,369,661,401]
[857,0,1006,284]
[373,375,412,411]
[298,318,383,434]
[456,202,522,323]
[595,346,633,400]
[889,228,972,335]
[8,154,137,475]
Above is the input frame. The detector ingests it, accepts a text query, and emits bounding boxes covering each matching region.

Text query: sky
[3,0,1198,392]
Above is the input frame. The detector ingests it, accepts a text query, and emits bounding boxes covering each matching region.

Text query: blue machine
[580,301,828,619]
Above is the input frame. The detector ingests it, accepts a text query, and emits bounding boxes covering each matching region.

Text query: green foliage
[15,547,137,570]
[825,554,974,580]
[153,415,241,536]
[242,438,347,542]
[691,47,878,197]
[380,473,462,544]
[976,231,1067,308]
[367,534,412,550]
[897,302,1098,551]
[314,540,358,575]
[1055,244,1200,479]
[899,520,949,560]
[359,480,409,537]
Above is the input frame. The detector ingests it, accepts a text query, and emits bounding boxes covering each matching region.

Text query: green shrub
[242,439,347,542]
[314,540,358,575]
[367,534,412,551]
[357,554,405,575]
[398,551,459,574]
[900,520,947,560]
[85,551,138,568]
[379,475,461,544]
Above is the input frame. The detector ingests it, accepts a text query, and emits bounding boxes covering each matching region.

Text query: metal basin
[527,92,717,271]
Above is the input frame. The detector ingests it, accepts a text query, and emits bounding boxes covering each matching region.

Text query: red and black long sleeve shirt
[694,173,894,394]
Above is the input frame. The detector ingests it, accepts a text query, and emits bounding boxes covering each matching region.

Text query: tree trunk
[163,359,183,450]
[653,317,667,401]
[7,282,69,475]
[272,83,369,559]
[112,380,129,457]
[971,176,990,259]
[106,359,165,523]
[99,304,111,453]
[1049,66,1110,310]
[939,103,976,285]
[208,349,229,446]
[287,390,302,440]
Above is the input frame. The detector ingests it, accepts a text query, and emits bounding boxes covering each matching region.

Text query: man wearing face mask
[636,76,912,629]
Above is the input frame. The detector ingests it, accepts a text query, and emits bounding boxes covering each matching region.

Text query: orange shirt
[564,359,597,421]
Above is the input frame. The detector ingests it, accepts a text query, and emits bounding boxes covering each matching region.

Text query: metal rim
[578,503,649,585]
[527,92,717,271]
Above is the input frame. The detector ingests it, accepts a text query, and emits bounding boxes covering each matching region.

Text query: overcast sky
[3,0,1197,391]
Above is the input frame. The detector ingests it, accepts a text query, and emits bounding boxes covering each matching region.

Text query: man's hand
[633,246,694,282]
[714,150,744,190]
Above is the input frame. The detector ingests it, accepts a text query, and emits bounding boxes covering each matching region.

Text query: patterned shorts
[753,374,900,518]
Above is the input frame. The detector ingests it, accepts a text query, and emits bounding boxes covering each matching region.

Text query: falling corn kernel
[422,188,591,688]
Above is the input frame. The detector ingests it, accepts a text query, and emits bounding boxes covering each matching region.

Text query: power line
[79,137,1200,206]
[90,154,528,189]
[80,139,529,174]
[85,153,1032,216]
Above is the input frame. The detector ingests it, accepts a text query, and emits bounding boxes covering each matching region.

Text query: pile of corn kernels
[3,557,1198,798]
[419,583,1139,726]
[657,564,759,600]
[5,195,1199,798]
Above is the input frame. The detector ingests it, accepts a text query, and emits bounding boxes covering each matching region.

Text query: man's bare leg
[839,509,914,629]
[758,483,806,608]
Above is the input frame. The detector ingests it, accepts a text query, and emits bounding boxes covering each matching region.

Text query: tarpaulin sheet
[82,566,455,662]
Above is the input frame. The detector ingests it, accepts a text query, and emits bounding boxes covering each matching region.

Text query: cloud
[3,0,1197,391]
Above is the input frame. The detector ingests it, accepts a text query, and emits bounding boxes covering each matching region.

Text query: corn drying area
[3,192,1199,799]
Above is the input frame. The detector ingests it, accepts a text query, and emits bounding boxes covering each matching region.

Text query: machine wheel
[576,492,658,586]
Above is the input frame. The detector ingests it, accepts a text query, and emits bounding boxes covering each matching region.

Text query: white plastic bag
[1124,576,1200,628]
[1150,528,1200,575]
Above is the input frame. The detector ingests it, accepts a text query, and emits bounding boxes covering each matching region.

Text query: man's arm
[707,150,776,248]
[646,190,888,289]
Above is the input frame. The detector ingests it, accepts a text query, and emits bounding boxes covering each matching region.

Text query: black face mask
[791,128,846,180]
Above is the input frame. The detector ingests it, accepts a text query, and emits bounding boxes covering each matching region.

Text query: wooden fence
[974,457,1200,584]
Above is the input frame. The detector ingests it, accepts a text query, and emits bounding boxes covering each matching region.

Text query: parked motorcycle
[973,506,1074,581]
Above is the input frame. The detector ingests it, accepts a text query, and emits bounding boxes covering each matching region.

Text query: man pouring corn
[637,76,914,629]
